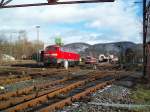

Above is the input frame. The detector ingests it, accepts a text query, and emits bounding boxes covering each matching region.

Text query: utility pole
[9,31,17,57]
[36,26,40,62]
[9,33,12,56]
[145,1,150,79]
[36,26,40,44]
[134,1,147,77]
[118,44,124,69]
[143,0,146,77]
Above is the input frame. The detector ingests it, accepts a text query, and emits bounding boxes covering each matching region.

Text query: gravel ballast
[58,84,150,112]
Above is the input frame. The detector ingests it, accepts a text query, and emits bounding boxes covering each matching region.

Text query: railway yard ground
[0,60,149,112]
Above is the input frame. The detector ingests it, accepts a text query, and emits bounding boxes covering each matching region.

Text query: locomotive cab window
[61,47,72,52]
[46,46,57,51]
[61,47,68,52]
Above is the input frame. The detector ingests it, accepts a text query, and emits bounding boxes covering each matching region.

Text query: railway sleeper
[0,78,68,101]
[3,72,118,112]
[4,80,87,112]
[0,87,61,110]
[4,73,103,111]
[38,80,114,112]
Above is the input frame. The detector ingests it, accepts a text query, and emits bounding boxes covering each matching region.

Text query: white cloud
[85,0,142,41]
[0,0,142,44]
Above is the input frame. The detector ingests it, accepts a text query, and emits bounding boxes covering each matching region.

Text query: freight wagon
[41,45,80,67]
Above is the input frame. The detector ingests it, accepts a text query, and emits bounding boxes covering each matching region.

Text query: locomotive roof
[46,45,60,48]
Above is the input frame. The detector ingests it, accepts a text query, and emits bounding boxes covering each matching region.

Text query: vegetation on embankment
[131,85,150,104]
[129,84,150,112]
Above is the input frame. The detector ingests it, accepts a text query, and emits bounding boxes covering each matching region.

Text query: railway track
[0,78,69,110]
[39,80,114,112]
[0,70,129,112]
[0,76,32,86]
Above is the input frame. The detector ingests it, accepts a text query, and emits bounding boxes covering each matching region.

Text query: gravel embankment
[0,77,57,93]
[58,85,147,112]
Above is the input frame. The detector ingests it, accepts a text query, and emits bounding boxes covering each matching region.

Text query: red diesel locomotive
[41,45,80,66]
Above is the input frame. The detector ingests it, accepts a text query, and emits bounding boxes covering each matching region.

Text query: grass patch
[130,85,150,112]
[130,84,150,104]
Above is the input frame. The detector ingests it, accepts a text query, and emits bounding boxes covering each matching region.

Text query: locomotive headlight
[50,53,57,56]
[45,54,50,56]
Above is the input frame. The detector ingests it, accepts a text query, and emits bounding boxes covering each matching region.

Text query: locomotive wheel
[57,63,61,68]
[44,63,51,67]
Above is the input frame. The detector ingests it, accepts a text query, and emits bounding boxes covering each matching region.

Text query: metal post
[118,45,123,69]
[36,26,40,44]
[36,26,40,62]
[0,0,115,8]
[147,2,150,79]
[9,33,12,56]
[143,0,147,77]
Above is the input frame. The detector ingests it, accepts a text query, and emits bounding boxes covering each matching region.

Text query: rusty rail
[4,71,108,111]
[0,86,62,110]
[5,80,88,112]
[0,77,68,101]
[0,71,97,102]
[39,80,114,112]
[0,78,69,110]
[0,76,31,85]
[38,71,129,112]
[2,70,128,112]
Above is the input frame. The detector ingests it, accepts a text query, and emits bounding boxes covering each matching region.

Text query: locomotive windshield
[61,47,73,52]
[45,46,57,51]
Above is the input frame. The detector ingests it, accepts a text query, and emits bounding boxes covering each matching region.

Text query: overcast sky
[0,0,142,45]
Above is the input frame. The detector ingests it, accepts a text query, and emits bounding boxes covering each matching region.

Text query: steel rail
[0,76,31,85]
[4,71,112,112]
[0,70,96,101]
[5,80,87,112]
[0,71,126,101]
[39,80,114,112]
[88,102,150,109]
[2,71,127,112]
[0,77,68,101]
[0,86,63,110]
[0,0,114,9]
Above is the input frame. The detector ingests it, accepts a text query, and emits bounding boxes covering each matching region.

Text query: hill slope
[64,41,142,57]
